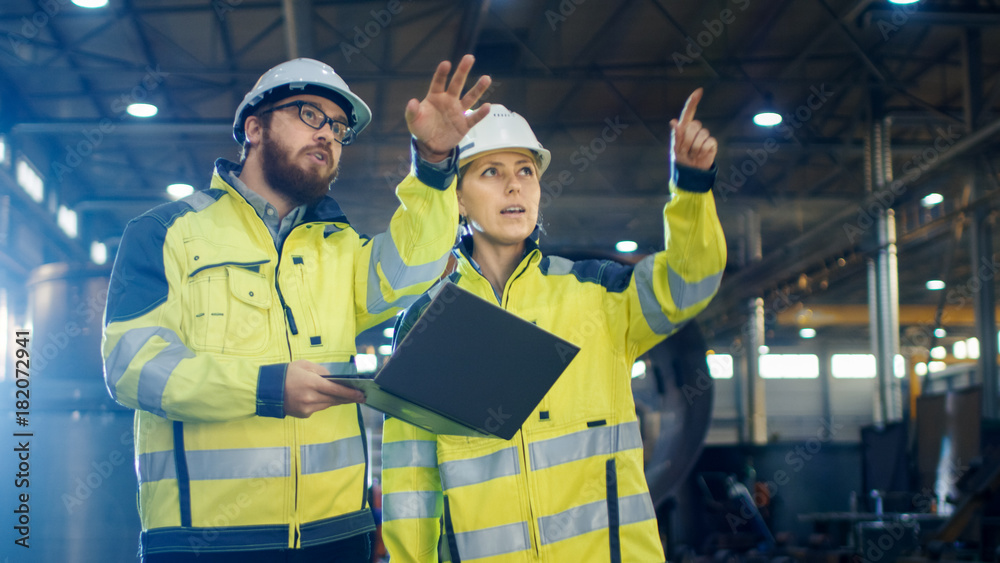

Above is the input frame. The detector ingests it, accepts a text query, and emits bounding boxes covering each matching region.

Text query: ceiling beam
[705,116,1000,326]
[451,0,490,63]
[283,0,315,59]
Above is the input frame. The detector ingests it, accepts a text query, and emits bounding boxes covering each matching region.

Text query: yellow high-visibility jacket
[102,156,458,557]
[382,168,726,562]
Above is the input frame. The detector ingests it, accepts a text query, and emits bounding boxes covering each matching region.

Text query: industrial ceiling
[1,0,999,351]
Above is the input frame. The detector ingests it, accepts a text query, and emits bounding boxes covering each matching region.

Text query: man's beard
[259,132,339,207]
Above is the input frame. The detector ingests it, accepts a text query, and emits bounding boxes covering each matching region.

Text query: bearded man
[102,55,490,563]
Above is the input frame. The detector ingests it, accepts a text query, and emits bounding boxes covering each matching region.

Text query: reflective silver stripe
[620,492,657,526]
[539,498,606,545]
[667,264,722,310]
[634,255,677,335]
[137,450,175,484]
[186,447,290,480]
[454,522,530,560]
[300,436,365,475]
[382,491,439,521]
[106,327,194,417]
[538,493,655,546]
[545,256,574,276]
[382,440,438,469]
[529,421,642,471]
[366,231,450,314]
[316,361,357,376]
[439,447,520,489]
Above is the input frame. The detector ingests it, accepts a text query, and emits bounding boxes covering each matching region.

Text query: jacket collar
[455,226,542,276]
[213,158,350,225]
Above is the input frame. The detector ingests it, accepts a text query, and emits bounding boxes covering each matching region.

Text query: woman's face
[457,151,541,249]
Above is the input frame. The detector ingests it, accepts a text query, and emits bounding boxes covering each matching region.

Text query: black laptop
[328,282,580,440]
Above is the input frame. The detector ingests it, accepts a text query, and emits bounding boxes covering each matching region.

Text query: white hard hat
[233,58,372,144]
[458,105,550,176]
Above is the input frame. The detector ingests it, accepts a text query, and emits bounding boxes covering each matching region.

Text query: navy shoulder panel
[540,255,634,294]
[104,215,170,325]
[104,190,225,326]
[144,189,226,228]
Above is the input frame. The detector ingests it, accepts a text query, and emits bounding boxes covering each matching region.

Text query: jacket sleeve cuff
[672,163,717,193]
[411,137,458,191]
[256,363,287,418]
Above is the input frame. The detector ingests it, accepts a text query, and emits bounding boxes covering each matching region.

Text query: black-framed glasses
[261,100,356,145]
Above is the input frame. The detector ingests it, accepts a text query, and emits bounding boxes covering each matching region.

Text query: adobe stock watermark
[900,259,1000,352]
[545,0,589,31]
[340,0,410,63]
[50,65,171,181]
[672,0,751,73]
[5,0,74,60]
[725,418,843,533]
[715,84,835,202]
[540,116,629,209]
[853,519,920,563]
[188,461,284,554]
[31,263,136,374]
[874,1,920,42]
[842,125,961,244]
[212,0,244,20]
[482,405,511,434]
[61,428,134,514]
[542,470,611,540]
[729,289,801,356]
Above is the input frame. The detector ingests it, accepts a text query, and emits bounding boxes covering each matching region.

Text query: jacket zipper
[292,257,321,339]
[273,228,307,549]
[291,418,301,548]
[500,258,542,558]
[519,430,542,558]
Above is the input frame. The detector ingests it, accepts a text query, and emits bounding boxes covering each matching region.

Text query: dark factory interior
[1,0,1000,561]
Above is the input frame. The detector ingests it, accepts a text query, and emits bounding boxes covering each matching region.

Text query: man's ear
[245,115,263,146]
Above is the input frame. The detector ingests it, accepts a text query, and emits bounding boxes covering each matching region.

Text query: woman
[381,92,726,562]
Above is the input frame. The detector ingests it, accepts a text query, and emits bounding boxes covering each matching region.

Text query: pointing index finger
[678,87,703,127]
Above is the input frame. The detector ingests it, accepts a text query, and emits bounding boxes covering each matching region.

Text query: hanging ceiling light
[615,240,638,253]
[753,94,782,127]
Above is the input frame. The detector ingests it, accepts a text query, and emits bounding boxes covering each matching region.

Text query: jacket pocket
[186,265,272,354]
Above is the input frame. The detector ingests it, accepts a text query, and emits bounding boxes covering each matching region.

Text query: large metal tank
[633,320,715,506]
[0,262,141,562]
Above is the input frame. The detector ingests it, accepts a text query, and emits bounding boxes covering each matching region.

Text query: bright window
[831,353,907,378]
[968,337,980,360]
[90,241,107,265]
[57,206,77,238]
[16,157,44,203]
[831,354,876,378]
[759,354,819,379]
[707,353,733,379]
[356,354,378,374]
